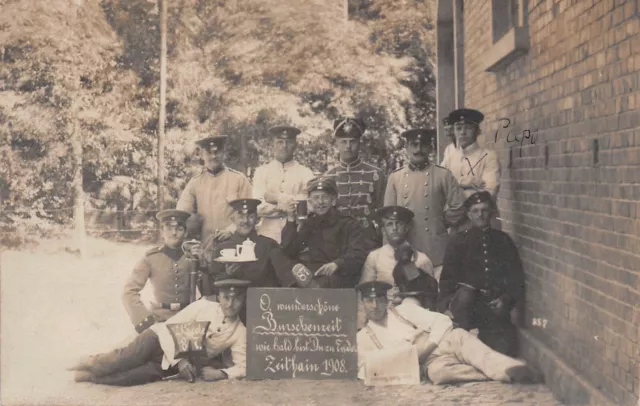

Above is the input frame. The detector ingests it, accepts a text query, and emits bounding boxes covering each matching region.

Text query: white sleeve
[397,303,453,347]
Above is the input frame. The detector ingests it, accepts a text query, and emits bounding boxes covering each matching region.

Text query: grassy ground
[1,237,563,406]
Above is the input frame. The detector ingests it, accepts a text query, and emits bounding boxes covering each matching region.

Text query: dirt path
[1,238,563,405]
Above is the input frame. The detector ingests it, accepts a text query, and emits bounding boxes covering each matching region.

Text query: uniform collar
[470,225,492,234]
[308,208,339,226]
[274,159,297,170]
[339,158,362,169]
[206,165,226,176]
[231,230,259,242]
[162,245,183,261]
[459,141,481,155]
[408,162,431,171]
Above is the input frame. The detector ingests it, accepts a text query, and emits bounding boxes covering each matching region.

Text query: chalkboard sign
[246,288,358,380]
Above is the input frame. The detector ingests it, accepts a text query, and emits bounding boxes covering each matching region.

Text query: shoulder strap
[364,325,384,350]
[389,306,419,330]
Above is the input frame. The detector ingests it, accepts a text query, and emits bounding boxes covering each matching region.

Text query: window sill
[483,26,530,72]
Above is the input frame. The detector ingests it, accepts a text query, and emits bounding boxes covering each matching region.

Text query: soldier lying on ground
[122,209,203,334]
[269,177,368,289]
[69,279,249,386]
[357,281,541,385]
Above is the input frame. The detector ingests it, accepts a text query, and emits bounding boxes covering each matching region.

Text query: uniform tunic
[324,158,386,229]
[383,164,467,267]
[441,142,501,199]
[437,227,525,312]
[177,167,253,243]
[122,246,195,333]
[275,208,368,288]
[252,160,314,243]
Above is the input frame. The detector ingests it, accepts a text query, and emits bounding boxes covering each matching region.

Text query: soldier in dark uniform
[324,117,385,248]
[437,191,525,357]
[177,135,253,244]
[269,177,368,289]
[203,198,280,323]
[384,128,467,281]
[122,209,202,334]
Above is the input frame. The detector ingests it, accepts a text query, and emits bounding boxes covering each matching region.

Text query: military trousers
[424,328,525,384]
[449,286,519,357]
[88,329,166,386]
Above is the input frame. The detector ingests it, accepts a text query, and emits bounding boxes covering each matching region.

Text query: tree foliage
[0,0,436,244]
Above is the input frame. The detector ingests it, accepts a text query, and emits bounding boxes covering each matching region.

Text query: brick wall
[460,0,640,405]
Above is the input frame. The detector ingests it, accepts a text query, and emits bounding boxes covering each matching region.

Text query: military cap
[447,108,485,126]
[464,190,493,209]
[268,125,301,140]
[213,278,251,293]
[333,117,366,139]
[195,135,228,152]
[400,128,437,145]
[356,281,393,298]
[307,177,338,196]
[376,206,414,223]
[156,209,191,226]
[229,198,261,214]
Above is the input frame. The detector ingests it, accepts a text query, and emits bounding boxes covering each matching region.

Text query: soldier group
[69,109,540,387]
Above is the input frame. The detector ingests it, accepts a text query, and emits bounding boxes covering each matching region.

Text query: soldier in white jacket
[356,281,540,385]
[251,126,315,243]
[69,279,249,386]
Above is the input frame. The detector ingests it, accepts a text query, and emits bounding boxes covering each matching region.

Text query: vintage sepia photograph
[1,0,638,405]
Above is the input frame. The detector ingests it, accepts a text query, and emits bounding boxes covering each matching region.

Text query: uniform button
[404,194,408,198]
[484,259,488,263]
[425,206,429,210]
[175,284,178,288]
[426,172,429,176]
[404,204,408,208]
[424,216,428,220]
[425,228,429,231]
[404,173,408,177]
[424,193,428,196]
[484,251,488,254]
[404,184,408,188]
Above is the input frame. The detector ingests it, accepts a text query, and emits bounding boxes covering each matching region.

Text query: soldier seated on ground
[201,198,280,324]
[437,191,525,357]
[269,177,368,289]
[122,209,203,334]
[69,279,249,386]
[356,281,541,385]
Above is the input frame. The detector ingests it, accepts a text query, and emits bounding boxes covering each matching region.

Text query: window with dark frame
[492,0,524,43]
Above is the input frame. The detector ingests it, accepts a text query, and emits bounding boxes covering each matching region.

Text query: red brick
[459,1,638,403]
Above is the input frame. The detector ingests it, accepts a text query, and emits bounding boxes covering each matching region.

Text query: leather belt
[159,302,189,311]
[458,282,491,295]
